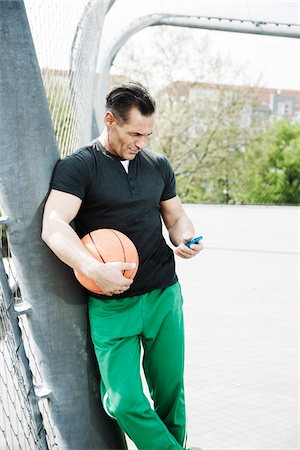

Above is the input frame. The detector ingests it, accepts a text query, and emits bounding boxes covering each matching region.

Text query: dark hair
[105,82,156,122]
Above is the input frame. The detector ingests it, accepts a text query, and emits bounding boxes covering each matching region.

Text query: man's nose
[134,136,148,150]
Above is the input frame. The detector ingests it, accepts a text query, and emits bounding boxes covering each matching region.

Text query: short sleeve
[160,156,176,201]
[50,152,91,200]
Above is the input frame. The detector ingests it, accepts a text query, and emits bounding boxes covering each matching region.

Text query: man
[42,82,203,450]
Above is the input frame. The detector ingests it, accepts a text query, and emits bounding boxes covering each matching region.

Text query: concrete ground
[127,204,299,450]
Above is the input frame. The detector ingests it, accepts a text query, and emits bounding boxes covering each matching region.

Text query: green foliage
[233,121,300,205]
[172,119,300,205]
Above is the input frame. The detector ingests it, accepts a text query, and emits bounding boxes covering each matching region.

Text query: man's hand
[91,261,136,296]
[174,232,204,259]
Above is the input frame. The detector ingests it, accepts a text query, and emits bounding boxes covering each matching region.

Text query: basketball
[74,228,139,294]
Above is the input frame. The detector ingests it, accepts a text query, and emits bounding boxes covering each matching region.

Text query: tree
[111,26,300,205]
[153,80,262,203]
[234,121,300,205]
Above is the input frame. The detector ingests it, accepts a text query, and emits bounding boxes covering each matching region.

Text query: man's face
[105,107,154,160]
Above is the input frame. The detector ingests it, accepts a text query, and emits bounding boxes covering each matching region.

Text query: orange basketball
[74,228,139,294]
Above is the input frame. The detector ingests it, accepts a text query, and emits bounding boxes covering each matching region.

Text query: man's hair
[105,82,156,123]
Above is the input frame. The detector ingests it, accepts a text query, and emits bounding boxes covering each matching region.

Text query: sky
[101,0,300,90]
[24,0,300,91]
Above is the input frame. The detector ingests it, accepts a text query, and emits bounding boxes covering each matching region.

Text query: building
[257,87,300,121]
[161,80,300,124]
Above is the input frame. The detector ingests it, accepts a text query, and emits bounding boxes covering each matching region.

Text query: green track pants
[88,282,186,450]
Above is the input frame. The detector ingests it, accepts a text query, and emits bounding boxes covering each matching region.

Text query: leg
[142,283,186,446]
[88,295,184,450]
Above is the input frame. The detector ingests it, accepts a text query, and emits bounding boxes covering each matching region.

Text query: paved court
[127,204,299,450]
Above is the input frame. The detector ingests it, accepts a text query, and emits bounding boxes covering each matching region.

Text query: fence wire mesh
[0,222,57,450]
[24,0,94,157]
[0,298,40,450]
[17,313,58,450]
[0,244,42,450]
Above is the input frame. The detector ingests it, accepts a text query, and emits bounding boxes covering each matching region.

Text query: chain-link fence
[17,313,58,450]
[24,0,103,157]
[0,219,58,450]
[0,220,46,450]
[0,296,40,450]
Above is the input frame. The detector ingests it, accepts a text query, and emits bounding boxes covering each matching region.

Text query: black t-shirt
[50,139,178,298]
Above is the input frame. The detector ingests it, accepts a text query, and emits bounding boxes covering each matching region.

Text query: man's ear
[104,111,115,128]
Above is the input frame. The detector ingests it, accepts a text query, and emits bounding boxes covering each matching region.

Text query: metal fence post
[0,2,127,448]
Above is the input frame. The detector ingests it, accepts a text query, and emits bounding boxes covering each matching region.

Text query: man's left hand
[174,232,204,259]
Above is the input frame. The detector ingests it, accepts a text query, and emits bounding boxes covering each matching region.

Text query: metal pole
[0,1,127,448]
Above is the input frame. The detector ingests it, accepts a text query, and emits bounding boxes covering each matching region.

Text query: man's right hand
[91,261,136,296]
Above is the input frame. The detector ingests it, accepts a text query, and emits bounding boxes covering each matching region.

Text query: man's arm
[160,195,203,259]
[42,190,135,295]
